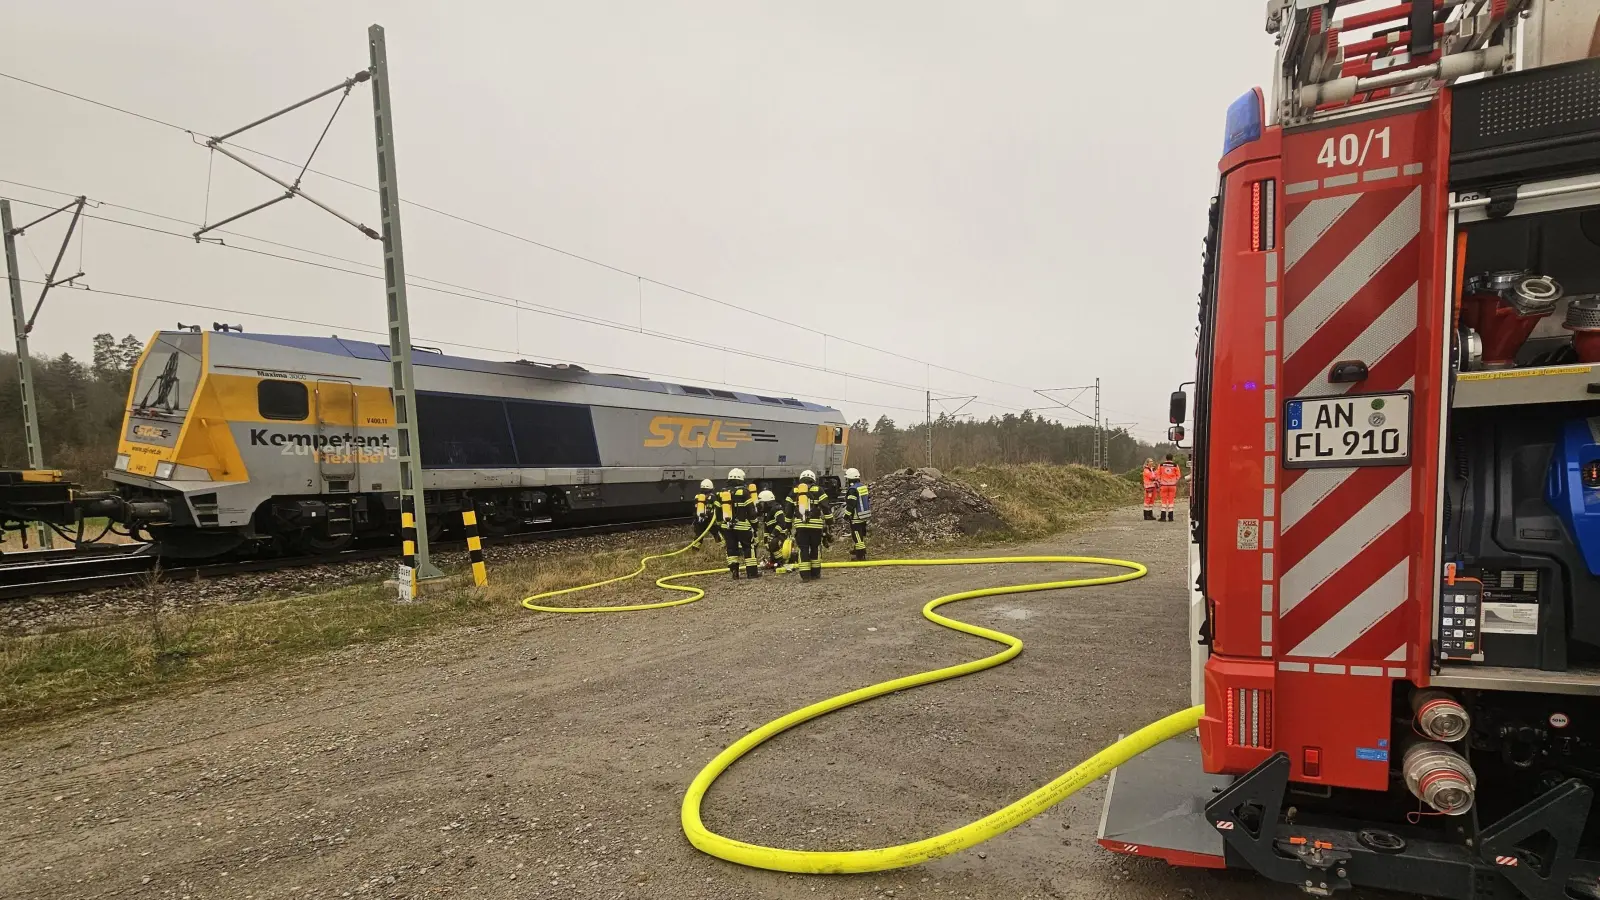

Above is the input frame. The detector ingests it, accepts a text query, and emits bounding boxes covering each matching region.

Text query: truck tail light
[1226,687,1274,749]
[1251,179,1277,253]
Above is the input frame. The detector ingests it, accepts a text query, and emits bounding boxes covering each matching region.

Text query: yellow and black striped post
[398,494,419,600]
[462,509,489,587]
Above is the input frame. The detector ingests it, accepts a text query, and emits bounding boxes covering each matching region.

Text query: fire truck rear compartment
[1441,196,1600,684]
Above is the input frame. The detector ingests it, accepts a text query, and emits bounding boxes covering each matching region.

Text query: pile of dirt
[867,467,1009,543]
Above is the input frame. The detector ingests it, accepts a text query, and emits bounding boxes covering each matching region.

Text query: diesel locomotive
[95,329,851,557]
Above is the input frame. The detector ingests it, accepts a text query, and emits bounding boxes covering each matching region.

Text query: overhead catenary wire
[10,269,1153,437]
[0,77,1167,432]
[3,233,1109,433]
[0,69,1040,395]
[5,276,936,418]
[0,187,1036,414]
[3,188,1041,417]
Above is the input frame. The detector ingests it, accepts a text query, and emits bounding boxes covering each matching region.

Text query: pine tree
[91,333,117,376]
[115,335,145,370]
[872,416,902,473]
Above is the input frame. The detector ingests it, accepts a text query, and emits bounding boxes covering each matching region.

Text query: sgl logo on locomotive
[644,416,774,449]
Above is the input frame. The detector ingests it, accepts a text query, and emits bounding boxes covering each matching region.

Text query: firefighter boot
[1144,509,1154,521]
[746,565,761,579]
[730,563,741,579]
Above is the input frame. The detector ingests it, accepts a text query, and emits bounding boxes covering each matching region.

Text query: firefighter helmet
[700,479,714,489]
[728,468,746,481]
[845,467,860,480]
[799,470,816,482]
[758,489,775,502]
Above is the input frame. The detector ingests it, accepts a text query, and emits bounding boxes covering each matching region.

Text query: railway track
[0,543,149,564]
[0,517,687,602]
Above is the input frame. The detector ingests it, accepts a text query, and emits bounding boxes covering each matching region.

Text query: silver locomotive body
[109,331,850,556]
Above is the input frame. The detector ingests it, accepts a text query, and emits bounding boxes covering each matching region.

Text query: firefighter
[1141,458,1159,521]
[841,467,871,561]
[787,469,831,580]
[1157,455,1182,522]
[692,479,717,548]
[758,489,790,569]
[720,468,761,579]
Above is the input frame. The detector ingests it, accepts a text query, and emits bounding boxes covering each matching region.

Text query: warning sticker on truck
[1237,518,1260,550]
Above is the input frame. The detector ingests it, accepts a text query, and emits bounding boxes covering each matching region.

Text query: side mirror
[1168,425,1185,442]
[1169,390,1188,425]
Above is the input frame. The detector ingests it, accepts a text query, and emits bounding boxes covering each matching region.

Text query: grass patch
[946,463,1140,539]
[0,539,692,729]
[0,465,1138,728]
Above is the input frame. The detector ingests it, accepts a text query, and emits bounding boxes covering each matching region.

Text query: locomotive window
[680,386,713,397]
[258,380,309,421]
[415,393,516,468]
[709,389,738,400]
[507,401,601,467]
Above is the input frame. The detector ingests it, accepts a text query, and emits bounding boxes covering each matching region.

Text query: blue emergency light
[1223,88,1264,156]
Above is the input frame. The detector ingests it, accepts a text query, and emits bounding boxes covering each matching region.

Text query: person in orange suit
[1156,455,1182,522]
[1141,458,1159,521]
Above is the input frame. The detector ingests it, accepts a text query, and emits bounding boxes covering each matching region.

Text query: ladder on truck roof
[1266,0,1526,127]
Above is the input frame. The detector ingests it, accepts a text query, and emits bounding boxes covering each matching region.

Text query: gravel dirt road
[1,507,1406,900]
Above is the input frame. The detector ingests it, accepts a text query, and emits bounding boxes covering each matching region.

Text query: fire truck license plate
[1283,392,1411,469]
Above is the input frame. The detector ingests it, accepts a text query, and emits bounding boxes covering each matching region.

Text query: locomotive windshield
[129,332,203,418]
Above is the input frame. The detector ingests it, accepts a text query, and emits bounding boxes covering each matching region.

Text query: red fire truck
[1098,2,1600,897]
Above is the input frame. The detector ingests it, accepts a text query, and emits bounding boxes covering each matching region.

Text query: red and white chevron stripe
[1275,183,1420,665]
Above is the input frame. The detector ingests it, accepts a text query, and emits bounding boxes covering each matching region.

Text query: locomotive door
[313,380,359,493]
[827,425,846,473]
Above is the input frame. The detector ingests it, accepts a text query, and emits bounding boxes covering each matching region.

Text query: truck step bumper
[1103,737,1600,899]
[1097,732,1231,869]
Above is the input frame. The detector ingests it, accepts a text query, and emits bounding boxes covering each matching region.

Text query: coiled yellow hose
[522,520,720,613]
[521,538,1203,874]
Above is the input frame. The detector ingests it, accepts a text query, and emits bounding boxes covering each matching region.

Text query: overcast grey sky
[1,1,1271,443]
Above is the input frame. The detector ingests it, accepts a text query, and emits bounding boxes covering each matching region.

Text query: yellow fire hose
[522,528,1205,874]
